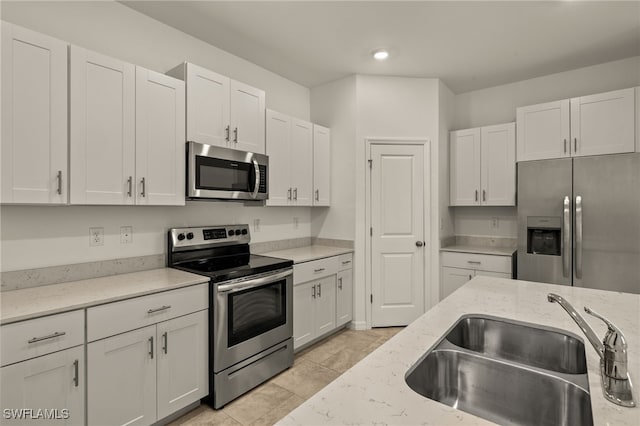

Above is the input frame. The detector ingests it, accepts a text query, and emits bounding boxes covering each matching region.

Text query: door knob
[416,241,424,247]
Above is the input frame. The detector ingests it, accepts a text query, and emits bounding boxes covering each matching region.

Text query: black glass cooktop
[175,254,292,283]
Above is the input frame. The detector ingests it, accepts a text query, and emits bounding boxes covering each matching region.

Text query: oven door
[187,142,268,201]
[214,268,292,372]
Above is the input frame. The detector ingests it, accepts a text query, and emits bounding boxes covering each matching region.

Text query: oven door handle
[217,269,292,294]
[251,158,260,199]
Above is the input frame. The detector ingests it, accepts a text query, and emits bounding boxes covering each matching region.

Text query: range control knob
[177,233,186,241]
[228,230,235,237]
[241,229,248,235]
[186,232,194,240]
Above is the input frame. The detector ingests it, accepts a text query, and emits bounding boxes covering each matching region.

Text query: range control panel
[169,225,250,250]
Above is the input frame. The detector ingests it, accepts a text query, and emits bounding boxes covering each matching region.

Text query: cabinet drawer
[87,283,208,342]
[294,257,340,285]
[1,310,84,367]
[336,253,353,271]
[441,251,511,273]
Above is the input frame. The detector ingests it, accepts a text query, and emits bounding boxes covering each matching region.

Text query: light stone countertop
[440,244,516,256]
[278,277,640,426]
[0,268,208,325]
[261,245,353,264]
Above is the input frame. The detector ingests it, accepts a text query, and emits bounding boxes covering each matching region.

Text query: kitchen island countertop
[279,276,640,425]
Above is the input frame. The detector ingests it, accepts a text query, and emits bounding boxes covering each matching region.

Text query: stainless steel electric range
[168,225,294,408]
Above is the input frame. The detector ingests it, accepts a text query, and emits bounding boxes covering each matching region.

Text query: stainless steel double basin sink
[405,315,593,425]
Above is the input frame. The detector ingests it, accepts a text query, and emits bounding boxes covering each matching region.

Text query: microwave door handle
[217,269,292,293]
[251,158,260,199]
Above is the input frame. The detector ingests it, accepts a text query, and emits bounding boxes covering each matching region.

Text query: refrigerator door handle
[575,195,583,279]
[563,196,571,278]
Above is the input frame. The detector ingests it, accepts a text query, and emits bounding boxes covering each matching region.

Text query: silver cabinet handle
[127,176,133,197]
[315,189,319,201]
[338,277,343,290]
[342,260,351,265]
[575,195,583,279]
[314,268,325,273]
[56,171,62,195]
[147,305,171,314]
[482,189,486,202]
[293,188,298,201]
[563,196,571,278]
[574,138,578,153]
[564,139,567,154]
[148,336,154,359]
[162,332,168,354]
[467,260,481,265]
[225,125,230,142]
[287,188,292,200]
[233,127,238,143]
[251,158,260,199]
[140,177,146,197]
[318,283,321,297]
[28,331,66,344]
[312,284,316,299]
[475,190,478,202]
[73,359,79,387]
[468,274,473,280]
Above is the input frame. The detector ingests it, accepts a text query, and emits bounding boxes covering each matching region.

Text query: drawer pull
[342,260,351,265]
[318,283,322,297]
[149,336,154,359]
[467,261,482,265]
[162,332,168,354]
[28,331,66,344]
[314,268,325,273]
[338,277,343,290]
[73,359,79,387]
[147,305,171,314]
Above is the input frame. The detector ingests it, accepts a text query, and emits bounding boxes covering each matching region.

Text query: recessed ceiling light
[372,49,389,61]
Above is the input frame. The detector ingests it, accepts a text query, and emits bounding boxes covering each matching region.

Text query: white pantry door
[370,143,426,326]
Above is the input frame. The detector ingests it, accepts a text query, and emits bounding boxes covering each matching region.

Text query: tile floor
[169,327,403,426]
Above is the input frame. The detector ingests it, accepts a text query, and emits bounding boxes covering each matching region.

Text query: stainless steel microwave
[187,142,268,201]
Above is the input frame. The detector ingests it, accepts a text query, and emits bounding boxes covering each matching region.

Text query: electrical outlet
[253,218,261,232]
[120,226,133,244]
[89,227,104,247]
[293,217,299,229]
[491,217,499,230]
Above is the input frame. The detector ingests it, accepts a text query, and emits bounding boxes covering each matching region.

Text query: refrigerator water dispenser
[527,217,561,256]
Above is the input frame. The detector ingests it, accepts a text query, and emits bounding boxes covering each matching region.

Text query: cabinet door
[266,110,292,206]
[1,23,68,204]
[156,310,208,420]
[88,325,156,426]
[230,80,265,154]
[1,346,84,426]
[185,63,230,148]
[70,46,135,205]
[315,276,337,337]
[313,125,331,206]
[450,128,481,205]
[290,118,313,206]
[336,269,353,327]
[570,88,635,157]
[481,123,516,206]
[135,67,185,206]
[516,100,570,162]
[293,282,316,350]
[440,267,474,300]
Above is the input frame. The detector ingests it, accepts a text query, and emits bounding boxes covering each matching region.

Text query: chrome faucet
[548,293,635,407]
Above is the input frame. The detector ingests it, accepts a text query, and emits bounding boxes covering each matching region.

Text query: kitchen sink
[405,315,593,426]
[444,316,587,374]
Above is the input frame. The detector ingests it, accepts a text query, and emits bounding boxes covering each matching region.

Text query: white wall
[451,56,640,239]
[310,76,357,240]
[0,1,312,271]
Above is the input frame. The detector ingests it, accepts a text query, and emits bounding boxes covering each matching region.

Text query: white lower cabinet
[293,253,353,350]
[1,346,84,426]
[440,251,513,300]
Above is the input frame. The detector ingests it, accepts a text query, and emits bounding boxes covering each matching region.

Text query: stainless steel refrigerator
[517,153,640,294]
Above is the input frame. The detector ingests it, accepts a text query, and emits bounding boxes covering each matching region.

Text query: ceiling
[122,1,640,94]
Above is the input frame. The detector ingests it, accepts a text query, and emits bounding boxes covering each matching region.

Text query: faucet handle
[584,307,627,351]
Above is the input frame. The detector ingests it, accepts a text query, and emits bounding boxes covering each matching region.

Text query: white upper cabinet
[230,80,266,154]
[481,123,516,206]
[290,118,313,206]
[570,88,635,157]
[313,125,331,206]
[517,88,636,162]
[450,123,515,207]
[266,110,292,206]
[450,128,481,206]
[135,67,185,206]
[1,23,68,204]
[169,62,265,154]
[70,46,136,205]
[516,100,570,162]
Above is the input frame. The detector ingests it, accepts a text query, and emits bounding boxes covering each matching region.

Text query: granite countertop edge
[440,244,516,256]
[261,245,354,264]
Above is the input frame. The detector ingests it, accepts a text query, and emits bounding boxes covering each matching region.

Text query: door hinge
[370,227,372,237]
[368,159,372,169]
[370,294,373,304]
